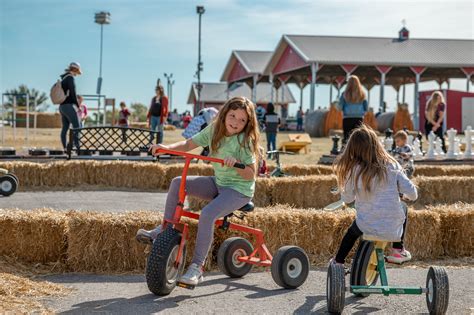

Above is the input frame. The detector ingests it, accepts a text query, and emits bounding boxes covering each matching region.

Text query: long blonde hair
[426,91,445,122]
[334,124,396,193]
[344,75,366,103]
[211,96,260,158]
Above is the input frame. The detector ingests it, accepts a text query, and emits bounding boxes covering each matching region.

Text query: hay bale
[404,210,443,259]
[415,176,474,205]
[66,211,161,272]
[0,209,67,264]
[414,165,474,177]
[271,175,338,208]
[428,203,474,257]
[15,111,62,128]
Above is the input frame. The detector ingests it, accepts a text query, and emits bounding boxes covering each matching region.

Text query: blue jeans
[149,116,164,144]
[266,132,277,152]
[59,104,80,150]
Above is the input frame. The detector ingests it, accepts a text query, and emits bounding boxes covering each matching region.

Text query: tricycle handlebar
[151,147,246,169]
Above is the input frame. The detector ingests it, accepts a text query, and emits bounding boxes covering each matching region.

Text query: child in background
[263,103,280,152]
[76,95,88,127]
[118,102,131,127]
[257,146,268,177]
[136,96,260,287]
[332,124,417,265]
[393,130,414,178]
[118,102,131,143]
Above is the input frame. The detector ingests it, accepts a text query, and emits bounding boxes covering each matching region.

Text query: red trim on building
[273,45,308,75]
[410,66,427,75]
[335,76,346,86]
[461,67,474,76]
[228,59,251,83]
[375,65,392,74]
[341,64,358,74]
[279,75,290,83]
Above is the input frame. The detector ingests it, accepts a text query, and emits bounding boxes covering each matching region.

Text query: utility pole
[196,5,205,115]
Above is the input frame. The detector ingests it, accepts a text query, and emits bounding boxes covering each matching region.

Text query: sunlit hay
[414,176,474,205]
[271,175,338,209]
[404,209,444,259]
[427,203,474,257]
[0,209,67,264]
[66,211,161,273]
[0,272,70,314]
[414,165,474,177]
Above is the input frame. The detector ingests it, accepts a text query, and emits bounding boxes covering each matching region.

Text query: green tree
[5,85,49,111]
[130,102,148,122]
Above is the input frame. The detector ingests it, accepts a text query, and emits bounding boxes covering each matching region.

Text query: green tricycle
[324,195,449,314]
[0,168,19,197]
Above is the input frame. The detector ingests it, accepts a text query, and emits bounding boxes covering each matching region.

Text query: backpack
[150,96,162,116]
[50,75,71,105]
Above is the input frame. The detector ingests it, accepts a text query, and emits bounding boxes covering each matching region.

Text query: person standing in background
[424,91,447,153]
[147,85,169,144]
[339,75,368,143]
[296,106,304,131]
[76,95,88,127]
[264,102,280,152]
[59,62,82,151]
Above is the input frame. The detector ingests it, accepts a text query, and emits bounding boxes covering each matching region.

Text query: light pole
[94,11,111,95]
[169,79,175,111]
[164,73,174,111]
[196,5,205,115]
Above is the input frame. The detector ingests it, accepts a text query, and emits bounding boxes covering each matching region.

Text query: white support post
[269,74,274,103]
[414,73,421,130]
[329,84,333,105]
[26,95,30,147]
[310,63,317,111]
[13,96,17,141]
[33,98,37,141]
[379,72,386,112]
[252,74,258,104]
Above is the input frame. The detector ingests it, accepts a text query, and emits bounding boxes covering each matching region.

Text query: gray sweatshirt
[341,162,418,241]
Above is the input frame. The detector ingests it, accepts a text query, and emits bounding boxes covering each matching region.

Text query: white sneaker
[135,225,162,244]
[386,248,412,264]
[178,263,204,287]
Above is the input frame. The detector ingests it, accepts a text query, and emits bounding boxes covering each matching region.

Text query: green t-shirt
[192,124,256,197]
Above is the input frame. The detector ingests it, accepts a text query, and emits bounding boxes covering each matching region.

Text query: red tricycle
[145,148,309,295]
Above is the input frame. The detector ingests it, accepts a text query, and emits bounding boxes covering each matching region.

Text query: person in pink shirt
[76,95,88,127]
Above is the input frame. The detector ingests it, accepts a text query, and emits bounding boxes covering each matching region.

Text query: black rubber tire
[271,246,309,289]
[426,266,449,315]
[326,263,346,314]
[0,175,17,197]
[5,174,19,186]
[350,240,379,297]
[217,237,253,278]
[145,227,186,296]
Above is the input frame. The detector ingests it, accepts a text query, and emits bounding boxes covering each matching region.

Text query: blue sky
[1,0,473,116]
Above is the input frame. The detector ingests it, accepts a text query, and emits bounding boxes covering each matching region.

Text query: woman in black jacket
[59,62,82,151]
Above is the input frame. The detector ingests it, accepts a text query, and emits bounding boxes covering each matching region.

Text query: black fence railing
[67,126,159,159]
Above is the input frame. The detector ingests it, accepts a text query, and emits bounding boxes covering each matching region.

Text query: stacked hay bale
[1,204,472,273]
[15,111,62,128]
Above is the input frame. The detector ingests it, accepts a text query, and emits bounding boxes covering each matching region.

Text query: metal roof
[264,35,474,74]
[187,82,296,104]
[221,50,273,82]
